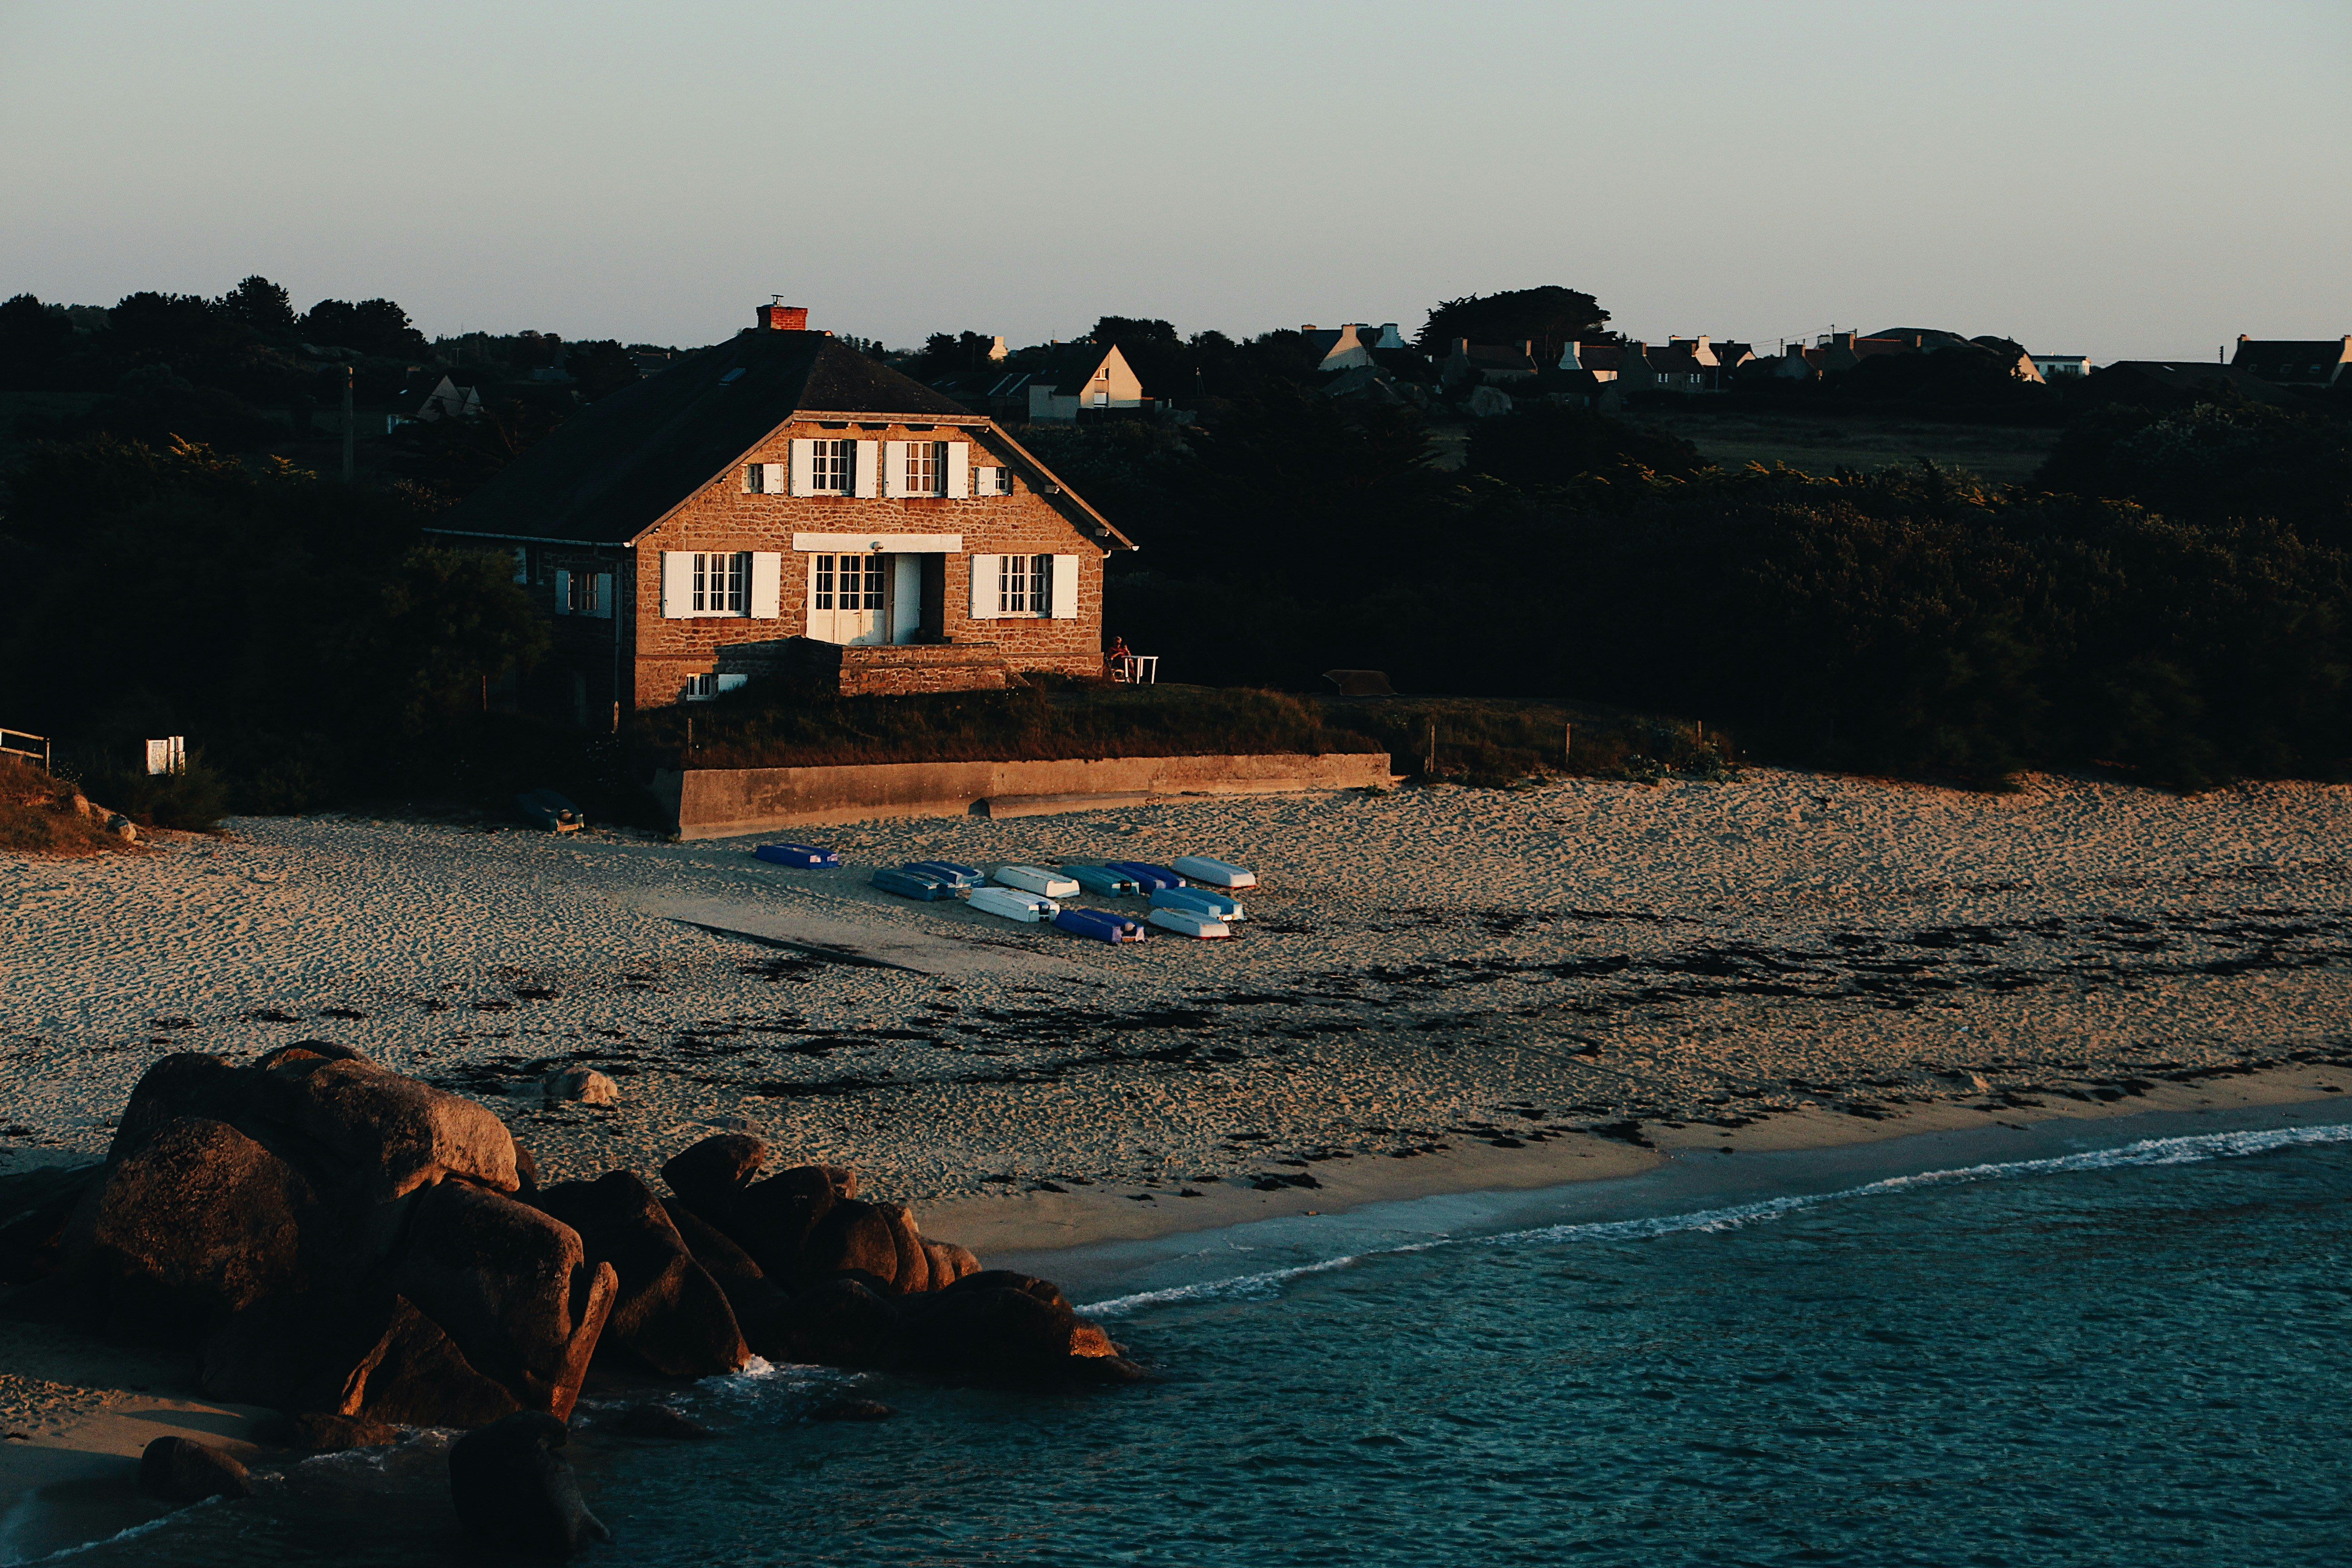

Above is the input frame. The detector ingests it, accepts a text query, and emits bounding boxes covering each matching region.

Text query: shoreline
[998,1086,2352,1309]
[929,1058,2352,1263]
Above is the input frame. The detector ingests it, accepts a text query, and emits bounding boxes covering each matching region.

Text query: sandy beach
[3,766,2350,1537]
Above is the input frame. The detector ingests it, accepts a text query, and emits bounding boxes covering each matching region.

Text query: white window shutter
[553,568,572,614]
[946,442,970,498]
[968,554,1001,620]
[1050,554,1080,618]
[789,439,814,495]
[882,440,908,499]
[749,552,782,619]
[593,573,613,618]
[716,673,748,694]
[511,546,528,584]
[661,552,692,618]
[853,440,879,498]
[761,462,785,494]
[974,464,999,496]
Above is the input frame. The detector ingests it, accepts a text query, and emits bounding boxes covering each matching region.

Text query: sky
[3,0,2346,363]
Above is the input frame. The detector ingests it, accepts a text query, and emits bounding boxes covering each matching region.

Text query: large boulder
[536,1172,748,1378]
[393,1183,615,1420]
[352,1296,527,1428]
[897,1274,1144,1386]
[658,1133,769,1224]
[202,1287,523,1429]
[138,1435,251,1503]
[260,1056,519,1201]
[108,1054,261,1162]
[872,1202,929,1295]
[661,1137,859,1284]
[923,1241,982,1289]
[448,1412,608,1557]
[67,1117,316,1345]
[766,1276,900,1367]
[794,1198,902,1291]
[659,1199,789,1326]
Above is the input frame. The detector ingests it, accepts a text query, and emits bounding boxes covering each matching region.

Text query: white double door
[808,552,922,646]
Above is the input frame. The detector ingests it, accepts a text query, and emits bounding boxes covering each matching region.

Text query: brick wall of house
[628,417,1109,709]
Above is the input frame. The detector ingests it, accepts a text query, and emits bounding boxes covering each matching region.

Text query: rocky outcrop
[47,1056,1137,1446]
[537,1172,747,1378]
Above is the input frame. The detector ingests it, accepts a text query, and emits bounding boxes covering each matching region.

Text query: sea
[16,1103,2352,1566]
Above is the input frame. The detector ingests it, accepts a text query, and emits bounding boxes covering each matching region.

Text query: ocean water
[32,1117,2352,1566]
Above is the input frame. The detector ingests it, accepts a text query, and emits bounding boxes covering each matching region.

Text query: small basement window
[684,672,749,701]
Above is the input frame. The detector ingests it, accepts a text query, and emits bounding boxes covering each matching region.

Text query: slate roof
[2230,339,2351,382]
[430,330,981,545]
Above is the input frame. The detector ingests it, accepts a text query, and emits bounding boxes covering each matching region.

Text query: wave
[1080,1120,2352,1318]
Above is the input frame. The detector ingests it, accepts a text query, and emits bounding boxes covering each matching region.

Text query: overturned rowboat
[1171,855,1256,889]
[968,886,1059,923]
[904,860,985,888]
[872,867,956,901]
[755,843,838,868]
[1147,906,1230,939]
[1060,863,1142,897]
[1103,860,1186,893]
[1054,907,1147,943]
[993,864,1080,898]
[1152,885,1245,922]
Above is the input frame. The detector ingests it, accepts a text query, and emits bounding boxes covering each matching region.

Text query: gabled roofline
[989,426,1139,553]
[615,412,1140,554]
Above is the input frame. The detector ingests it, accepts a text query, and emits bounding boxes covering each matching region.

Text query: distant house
[1560,341,1621,381]
[1442,338,1540,384]
[426,303,1136,719]
[1617,337,1729,394]
[1024,344,1148,421]
[413,375,482,423]
[2030,353,2088,379]
[1302,323,1406,373]
[2230,335,2351,389]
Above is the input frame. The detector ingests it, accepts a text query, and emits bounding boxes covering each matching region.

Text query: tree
[0,294,75,388]
[299,297,428,358]
[219,275,299,337]
[1415,286,1612,363]
[563,339,639,401]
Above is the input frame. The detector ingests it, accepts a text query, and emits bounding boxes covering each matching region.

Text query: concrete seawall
[650,753,1396,839]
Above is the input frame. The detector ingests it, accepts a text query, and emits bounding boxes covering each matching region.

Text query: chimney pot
[758,303,809,331]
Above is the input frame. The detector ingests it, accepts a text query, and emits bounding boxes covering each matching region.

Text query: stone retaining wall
[650,752,1396,839]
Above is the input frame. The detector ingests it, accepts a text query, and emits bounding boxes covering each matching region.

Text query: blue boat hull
[872,868,953,900]
[1054,908,1146,943]
[757,843,838,868]
[1104,860,1186,892]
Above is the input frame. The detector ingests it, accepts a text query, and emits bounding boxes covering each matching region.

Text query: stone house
[426,304,1137,720]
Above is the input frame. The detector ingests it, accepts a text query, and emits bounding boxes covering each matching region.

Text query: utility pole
[340,365,356,482]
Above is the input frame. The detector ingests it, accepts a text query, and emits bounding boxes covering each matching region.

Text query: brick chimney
[757,303,809,331]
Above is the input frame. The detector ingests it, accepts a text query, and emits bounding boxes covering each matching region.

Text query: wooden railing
[0,727,49,771]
